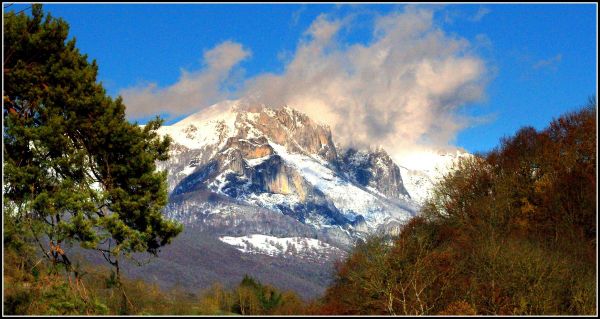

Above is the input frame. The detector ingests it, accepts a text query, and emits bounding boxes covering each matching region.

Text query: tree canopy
[317,99,597,315]
[3,4,182,277]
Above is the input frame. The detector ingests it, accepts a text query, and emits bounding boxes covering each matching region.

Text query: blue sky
[5,3,597,155]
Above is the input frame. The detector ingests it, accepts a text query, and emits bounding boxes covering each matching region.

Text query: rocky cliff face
[133,100,471,299]
[339,147,411,200]
[155,100,418,250]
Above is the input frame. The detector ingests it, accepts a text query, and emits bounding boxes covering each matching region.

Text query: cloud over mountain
[121,41,250,118]
[243,6,487,161]
[121,6,488,163]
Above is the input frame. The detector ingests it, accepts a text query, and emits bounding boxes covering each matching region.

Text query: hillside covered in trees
[5,99,596,316]
[316,100,597,315]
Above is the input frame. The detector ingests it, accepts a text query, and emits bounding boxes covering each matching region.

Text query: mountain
[156,100,420,247]
[123,100,467,298]
[398,149,473,204]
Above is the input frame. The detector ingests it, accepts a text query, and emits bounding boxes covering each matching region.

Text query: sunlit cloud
[122,6,489,164]
[242,6,488,162]
[121,41,251,119]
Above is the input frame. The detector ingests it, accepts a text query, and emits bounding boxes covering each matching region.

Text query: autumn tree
[320,98,596,315]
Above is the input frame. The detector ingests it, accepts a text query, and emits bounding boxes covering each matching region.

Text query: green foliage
[195,275,306,315]
[4,211,109,315]
[3,225,190,316]
[3,4,182,276]
[236,273,285,313]
[319,100,597,315]
[232,275,286,315]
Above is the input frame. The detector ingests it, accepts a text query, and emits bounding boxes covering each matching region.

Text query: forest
[317,99,597,315]
[3,4,597,316]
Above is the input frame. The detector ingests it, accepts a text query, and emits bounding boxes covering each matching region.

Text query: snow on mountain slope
[399,167,433,204]
[398,149,472,204]
[154,100,467,256]
[219,234,346,261]
[269,141,412,230]
[157,100,238,151]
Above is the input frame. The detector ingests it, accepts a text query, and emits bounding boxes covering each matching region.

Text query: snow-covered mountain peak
[144,102,474,297]
[155,103,421,247]
[172,100,240,128]
[158,100,335,161]
[153,101,473,256]
[157,100,239,151]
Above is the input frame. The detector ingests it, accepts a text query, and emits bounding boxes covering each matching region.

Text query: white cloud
[121,6,489,165]
[533,54,562,71]
[121,41,251,119]
[241,6,487,163]
[470,6,491,22]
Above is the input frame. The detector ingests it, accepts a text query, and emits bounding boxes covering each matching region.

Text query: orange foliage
[319,100,596,315]
[438,300,477,315]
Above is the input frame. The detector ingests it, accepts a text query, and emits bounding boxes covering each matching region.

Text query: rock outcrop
[156,100,418,249]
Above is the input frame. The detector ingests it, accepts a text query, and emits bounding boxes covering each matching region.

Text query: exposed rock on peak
[156,100,419,249]
[339,147,411,200]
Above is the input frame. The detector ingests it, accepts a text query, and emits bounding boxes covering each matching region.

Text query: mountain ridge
[155,100,422,241]
[128,100,470,298]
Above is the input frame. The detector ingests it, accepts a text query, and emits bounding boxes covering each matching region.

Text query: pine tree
[3,4,182,279]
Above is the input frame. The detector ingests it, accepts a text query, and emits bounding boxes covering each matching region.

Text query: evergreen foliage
[199,274,300,315]
[3,4,182,278]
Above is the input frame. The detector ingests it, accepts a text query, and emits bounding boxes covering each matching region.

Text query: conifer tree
[3,4,183,279]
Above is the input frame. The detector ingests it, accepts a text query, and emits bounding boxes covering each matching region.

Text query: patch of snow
[180,165,196,176]
[399,166,434,204]
[208,169,250,195]
[264,108,276,117]
[397,149,473,204]
[241,192,301,212]
[245,112,260,123]
[245,155,271,167]
[304,213,335,229]
[219,234,344,259]
[366,186,386,197]
[157,100,239,150]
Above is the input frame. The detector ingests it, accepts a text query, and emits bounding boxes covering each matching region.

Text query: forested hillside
[315,100,597,315]
[6,100,595,315]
